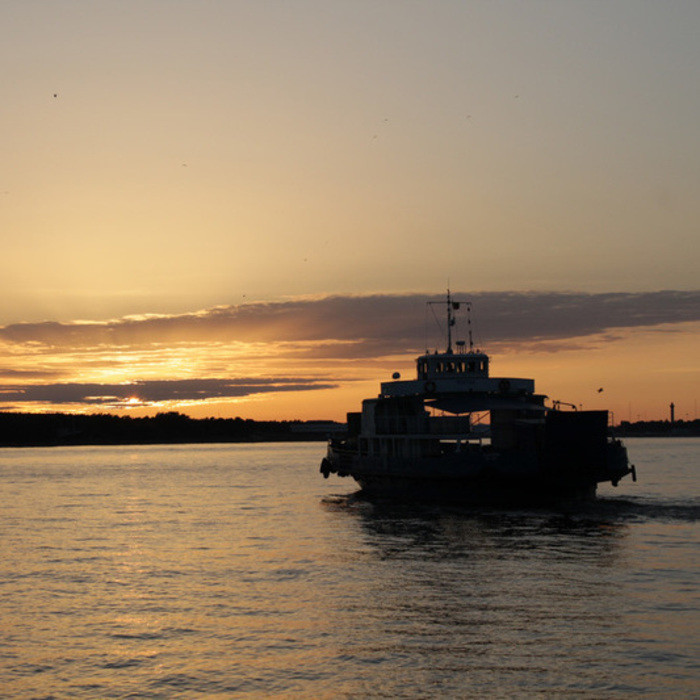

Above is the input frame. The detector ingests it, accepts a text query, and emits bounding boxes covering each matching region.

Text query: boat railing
[372,415,475,435]
[375,416,430,434]
[428,415,473,434]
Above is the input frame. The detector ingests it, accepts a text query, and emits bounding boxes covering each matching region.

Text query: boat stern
[319,438,355,479]
[544,409,635,488]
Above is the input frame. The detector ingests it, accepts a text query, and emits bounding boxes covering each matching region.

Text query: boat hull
[321,440,631,505]
[353,473,598,505]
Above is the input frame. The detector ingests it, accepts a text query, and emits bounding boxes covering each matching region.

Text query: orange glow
[1,5,699,427]
[491,323,700,424]
[0,301,697,422]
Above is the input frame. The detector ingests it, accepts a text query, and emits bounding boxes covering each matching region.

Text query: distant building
[289,420,346,436]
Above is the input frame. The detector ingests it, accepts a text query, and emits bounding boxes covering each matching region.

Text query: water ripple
[0,440,697,698]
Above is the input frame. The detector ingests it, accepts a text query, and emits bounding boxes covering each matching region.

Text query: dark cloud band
[1,290,698,351]
[0,378,337,406]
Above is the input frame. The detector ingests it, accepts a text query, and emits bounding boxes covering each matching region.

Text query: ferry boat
[320,292,635,503]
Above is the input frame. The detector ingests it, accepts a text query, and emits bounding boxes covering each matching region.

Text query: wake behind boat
[320,292,635,504]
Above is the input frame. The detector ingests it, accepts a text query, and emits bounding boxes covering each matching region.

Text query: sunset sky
[1,1,698,422]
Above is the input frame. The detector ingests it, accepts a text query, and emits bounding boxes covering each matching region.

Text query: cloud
[0,378,337,406]
[0,368,62,380]
[1,291,698,411]
[0,290,697,354]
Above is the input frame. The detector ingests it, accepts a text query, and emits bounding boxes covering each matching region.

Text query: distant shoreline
[0,411,346,448]
[614,419,700,438]
[0,411,698,448]
[614,433,700,439]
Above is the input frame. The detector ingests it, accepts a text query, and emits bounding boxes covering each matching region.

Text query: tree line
[0,411,697,447]
[615,418,700,437]
[0,411,344,447]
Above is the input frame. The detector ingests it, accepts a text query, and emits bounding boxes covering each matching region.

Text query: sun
[126,396,141,405]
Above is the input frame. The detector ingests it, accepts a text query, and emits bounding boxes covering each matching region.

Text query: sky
[1,0,698,422]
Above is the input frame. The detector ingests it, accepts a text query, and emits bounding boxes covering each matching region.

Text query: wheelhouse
[417,351,489,380]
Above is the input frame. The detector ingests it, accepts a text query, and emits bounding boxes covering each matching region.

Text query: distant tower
[670,402,675,424]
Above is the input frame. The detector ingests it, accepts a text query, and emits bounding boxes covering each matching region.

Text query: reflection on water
[319,490,698,697]
[0,440,697,697]
[325,492,629,558]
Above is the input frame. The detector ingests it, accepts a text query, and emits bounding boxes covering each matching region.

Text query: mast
[428,289,467,354]
[467,302,474,352]
[446,288,454,353]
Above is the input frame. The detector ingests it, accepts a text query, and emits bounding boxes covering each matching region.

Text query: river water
[1,438,697,697]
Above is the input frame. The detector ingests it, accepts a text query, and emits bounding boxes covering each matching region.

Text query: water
[0,438,697,698]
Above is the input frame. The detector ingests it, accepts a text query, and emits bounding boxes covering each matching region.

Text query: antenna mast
[427,290,470,353]
[447,288,454,353]
[467,302,474,352]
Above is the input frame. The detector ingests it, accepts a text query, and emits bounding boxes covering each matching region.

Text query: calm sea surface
[1,438,698,698]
